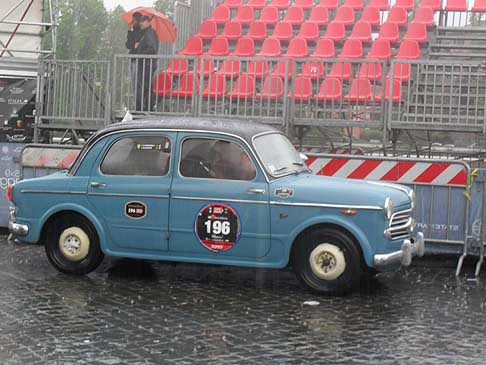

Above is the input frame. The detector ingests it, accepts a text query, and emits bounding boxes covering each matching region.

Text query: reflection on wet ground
[0,237,485,364]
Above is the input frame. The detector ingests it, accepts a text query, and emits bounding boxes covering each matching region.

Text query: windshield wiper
[292,161,304,166]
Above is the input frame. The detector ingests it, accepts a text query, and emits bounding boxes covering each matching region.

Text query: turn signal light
[7,185,13,202]
[341,209,357,216]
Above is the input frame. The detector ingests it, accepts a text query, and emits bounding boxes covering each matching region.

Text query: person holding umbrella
[125,12,143,97]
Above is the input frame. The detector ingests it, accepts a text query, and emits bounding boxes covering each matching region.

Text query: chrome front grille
[386,209,412,240]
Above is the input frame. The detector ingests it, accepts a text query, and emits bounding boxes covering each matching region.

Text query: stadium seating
[315,78,342,101]
[312,38,336,58]
[394,0,414,10]
[412,7,435,27]
[273,22,294,42]
[324,22,346,42]
[223,0,242,8]
[270,0,291,9]
[222,21,243,41]
[290,76,313,101]
[179,36,203,56]
[247,0,266,9]
[231,37,255,56]
[283,6,305,25]
[172,73,199,98]
[259,6,279,25]
[375,78,402,103]
[153,72,172,96]
[257,75,285,99]
[377,22,400,43]
[271,60,294,78]
[247,21,267,41]
[344,78,373,102]
[211,5,231,24]
[248,60,269,78]
[227,74,255,99]
[233,5,254,24]
[165,59,188,76]
[387,63,411,82]
[334,6,356,27]
[367,39,391,60]
[206,37,230,56]
[349,21,372,43]
[359,63,383,80]
[284,37,308,58]
[368,0,389,10]
[218,60,241,78]
[300,61,326,79]
[396,40,421,59]
[360,6,381,27]
[196,58,215,77]
[343,0,365,10]
[472,0,486,11]
[295,0,315,10]
[445,0,467,11]
[257,37,281,57]
[318,0,339,9]
[328,62,353,80]
[196,20,217,40]
[403,23,428,44]
[339,39,363,59]
[419,0,441,11]
[202,74,227,98]
[387,6,408,27]
[298,22,320,42]
[308,6,329,26]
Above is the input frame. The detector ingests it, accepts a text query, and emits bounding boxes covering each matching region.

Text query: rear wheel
[45,214,104,275]
[292,227,363,295]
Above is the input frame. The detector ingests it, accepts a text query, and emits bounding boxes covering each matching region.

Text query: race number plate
[195,203,240,252]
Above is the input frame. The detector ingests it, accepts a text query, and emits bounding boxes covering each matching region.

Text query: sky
[103,0,154,11]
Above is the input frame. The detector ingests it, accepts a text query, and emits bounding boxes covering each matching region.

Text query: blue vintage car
[8,118,424,294]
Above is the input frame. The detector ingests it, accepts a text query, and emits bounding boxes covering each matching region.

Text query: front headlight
[408,189,415,210]
[384,197,393,220]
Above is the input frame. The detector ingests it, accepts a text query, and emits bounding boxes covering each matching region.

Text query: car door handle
[90,182,106,188]
[247,188,265,194]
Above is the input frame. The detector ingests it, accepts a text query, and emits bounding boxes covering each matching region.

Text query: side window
[100,136,171,176]
[180,138,257,181]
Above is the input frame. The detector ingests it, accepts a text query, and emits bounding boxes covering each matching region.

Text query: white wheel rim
[309,243,346,280]
[58,227,90,262]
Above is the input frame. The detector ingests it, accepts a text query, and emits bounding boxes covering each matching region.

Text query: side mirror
[300,153,308,162]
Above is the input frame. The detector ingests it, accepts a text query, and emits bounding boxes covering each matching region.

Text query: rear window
[100,136,171,176]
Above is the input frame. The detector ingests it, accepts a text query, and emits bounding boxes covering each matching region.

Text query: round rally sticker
[195,203,240,252]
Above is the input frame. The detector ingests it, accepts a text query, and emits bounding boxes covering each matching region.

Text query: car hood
[271,174,411,210]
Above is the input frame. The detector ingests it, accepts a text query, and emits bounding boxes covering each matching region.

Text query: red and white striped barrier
[21,146,81,169]
[306,155,468,186]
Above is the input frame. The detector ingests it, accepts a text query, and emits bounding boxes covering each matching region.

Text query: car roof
[91,117,279,145]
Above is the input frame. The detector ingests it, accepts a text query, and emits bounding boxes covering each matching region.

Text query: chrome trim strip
[88,193,169,199]
[269,201,383,210]
[365,180,410,195]
[20,190,85,195]
[172,196,268,205]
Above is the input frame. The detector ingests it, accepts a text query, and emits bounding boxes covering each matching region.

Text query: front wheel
[292,227,363,295]
[45,214,104,275]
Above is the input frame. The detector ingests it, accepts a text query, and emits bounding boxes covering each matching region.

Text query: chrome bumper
[8,221,29,236]
[374,232,425,268]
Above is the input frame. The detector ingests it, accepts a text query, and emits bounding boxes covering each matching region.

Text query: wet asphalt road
[1,235,486,364]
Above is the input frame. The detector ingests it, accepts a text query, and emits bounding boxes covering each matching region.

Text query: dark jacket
[126,28,143,54]
[134,26,159,55]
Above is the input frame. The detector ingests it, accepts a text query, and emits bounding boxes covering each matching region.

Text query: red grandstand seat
[218,60,241,78]
[349,21,372,43]
[315,78,342,101]
[360,6,381,27]
[420,0,441,11]
[283,6,305,26]
[298,22,320,42]
[206,36,230,56]
[394,0,414,10]
[233,5,254,24]
[227,74,255,99]
[224,0,242,8]
[273,22,293,42]
[334,6,355,27]
[358,63,383,80]
[375,78,402,102]
[196,58,216,77]
[290,76,313,101]
[378,22,400,42]
[257,37,281,57]
[323,22,346,42]
[344,78,373,102]
[367,39,391,60]
[339,39,363,59]
[344,0,365,10]
[387,6,408,27]
[396,40,420,59]
[368,0,389,10]
[231,37,255,56]
[387,63,411,82]
[247,0,266,8]
[247,21,267,41]
[328,62,353,80]
[165,58,188,76]
[222,21,243,41]
[248,60,269,78]
[445,0,467,11]
[318,0,339,9]
[300,61,326,80]
[308,6,329,26]
[172,73,199,98]
[284,37,308,58]
[272,60,294,78]
[211,5,231,24]
[312,38,336,58]
[295,0,315,9]
[403,23,428,44]
[260,6,279,25]
[179,35,203,56]
[472,0,486,11]
[196,20,217,40]
[153,72,172,96]
[257,75,285,99]
[270,0,291,9]
[412,7,435,26]
[202,74,227,98]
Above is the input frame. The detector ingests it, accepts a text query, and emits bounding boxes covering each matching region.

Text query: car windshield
[253,133,309,177]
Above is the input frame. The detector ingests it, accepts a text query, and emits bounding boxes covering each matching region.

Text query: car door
[87,132,175,253]
[169,133,271,260]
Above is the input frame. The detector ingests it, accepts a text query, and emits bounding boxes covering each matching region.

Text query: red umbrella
[121,7,177,43]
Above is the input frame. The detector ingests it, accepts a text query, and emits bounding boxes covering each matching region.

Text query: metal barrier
[305,153,471,248]
[20,144,82,179]
[439,7,486,28]
[388,59,486,132]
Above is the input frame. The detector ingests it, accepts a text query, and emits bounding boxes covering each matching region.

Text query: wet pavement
[1,235,486,364]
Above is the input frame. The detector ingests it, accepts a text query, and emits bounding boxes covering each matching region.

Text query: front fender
[285,215,374,268]
[36,203,108,252]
